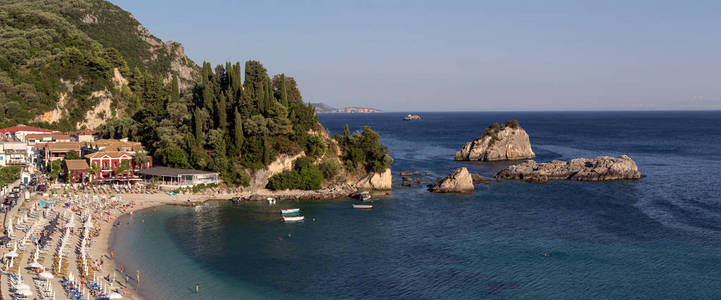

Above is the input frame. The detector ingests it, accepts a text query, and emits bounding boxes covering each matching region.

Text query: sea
[111,111,721,299]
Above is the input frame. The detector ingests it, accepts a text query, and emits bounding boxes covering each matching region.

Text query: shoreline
[1,184,377,300]
[99,194,219,300]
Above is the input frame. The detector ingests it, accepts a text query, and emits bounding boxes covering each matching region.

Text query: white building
[0,124,59,142]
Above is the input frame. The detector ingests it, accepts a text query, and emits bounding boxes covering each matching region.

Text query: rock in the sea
[471,173,492,184]
[399,171,420,176]
[494,155,642,183]
[428,167,475,193]
[455,120,535,161]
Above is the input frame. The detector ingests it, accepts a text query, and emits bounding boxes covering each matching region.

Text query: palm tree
[86,163,100,182]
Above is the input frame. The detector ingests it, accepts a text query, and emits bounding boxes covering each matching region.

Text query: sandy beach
[0,190,231,300]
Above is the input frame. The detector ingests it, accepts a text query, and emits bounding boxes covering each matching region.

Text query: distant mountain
[310,103,383,114]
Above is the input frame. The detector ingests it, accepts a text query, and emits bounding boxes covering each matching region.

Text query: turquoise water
[113,112,721,299]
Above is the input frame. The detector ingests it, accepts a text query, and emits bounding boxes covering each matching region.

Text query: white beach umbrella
[17,288,33,296]
[39,271,54,279]
[34,245,40,262]
[107,292,123,299]
[5,249,18,258]
[84,215,93,228]
[68,272,74,283]
[28,261,44,269]
[15,283,31,290]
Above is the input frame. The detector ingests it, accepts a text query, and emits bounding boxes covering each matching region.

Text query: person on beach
[195,283,199,295]
[125,274,129,285]
[136,270,141,290]
[120,265,123,272]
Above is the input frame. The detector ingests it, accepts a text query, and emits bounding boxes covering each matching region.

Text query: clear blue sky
[111,0,721,111]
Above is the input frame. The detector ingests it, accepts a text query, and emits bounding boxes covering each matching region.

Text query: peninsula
[311,103,384,114]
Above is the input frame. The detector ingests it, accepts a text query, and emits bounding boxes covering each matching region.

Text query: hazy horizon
[111,0,721,111]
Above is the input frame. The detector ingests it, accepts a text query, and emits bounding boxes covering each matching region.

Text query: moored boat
[281,208,300,214]
[360,192,372,202]
[353,204,373,209]
[283,215,305,222]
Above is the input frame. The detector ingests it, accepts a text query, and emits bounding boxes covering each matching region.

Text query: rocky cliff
[455,120,535,161]
[494,155,642,183]
[353,168,392,190]
[428,167,475,193]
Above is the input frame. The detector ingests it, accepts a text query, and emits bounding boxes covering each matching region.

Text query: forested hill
[0,0,198,129]
[0,0,392,187]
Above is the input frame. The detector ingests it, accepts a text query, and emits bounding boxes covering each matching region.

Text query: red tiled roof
[85,151,133,159]
[0,125,58,134]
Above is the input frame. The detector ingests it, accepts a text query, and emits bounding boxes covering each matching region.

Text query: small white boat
[281,208,300,214]
[267,197,276,205]
[353,204,373,209]
[283,215,304,222]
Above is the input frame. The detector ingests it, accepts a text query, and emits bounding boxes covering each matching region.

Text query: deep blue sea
[112,111,721,299]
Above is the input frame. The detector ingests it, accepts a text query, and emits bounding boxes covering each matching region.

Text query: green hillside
[0,0,197,129]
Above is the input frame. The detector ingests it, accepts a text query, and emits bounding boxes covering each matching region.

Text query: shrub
[266,157,323,190]
[319,159,340,180]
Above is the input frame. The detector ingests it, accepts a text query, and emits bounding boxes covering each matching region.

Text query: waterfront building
[137,167,219,186]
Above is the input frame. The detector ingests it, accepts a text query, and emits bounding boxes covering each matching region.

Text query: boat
[281,208,300,214]
[267,197,276,205]
[282,215,304,222]
[360,192,372,202]
[403,114,421,120]
[353,204,373,209]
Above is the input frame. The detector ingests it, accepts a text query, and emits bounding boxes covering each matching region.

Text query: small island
[455,120,535,161]
[403,114,422,120]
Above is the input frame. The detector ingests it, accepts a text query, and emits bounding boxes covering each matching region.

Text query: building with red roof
[0,124,59,142]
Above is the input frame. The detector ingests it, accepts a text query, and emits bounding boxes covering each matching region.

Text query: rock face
[354,168,392,190]
[250,153,305,189]
[428,168,475,193]
[494,155,642,183]
[455,121,535,161]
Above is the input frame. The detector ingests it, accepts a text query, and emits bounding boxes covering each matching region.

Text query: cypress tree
[193,108,203,143]
[280,74,288,107]
[216,92,228,131]
[233,108,243,150]
[170,75,180,103]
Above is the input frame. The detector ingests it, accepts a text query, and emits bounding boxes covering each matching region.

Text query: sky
[110,0,721,111]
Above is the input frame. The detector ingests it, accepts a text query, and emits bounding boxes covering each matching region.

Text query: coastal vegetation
[335,125,392,173]
[0,166,21,186]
